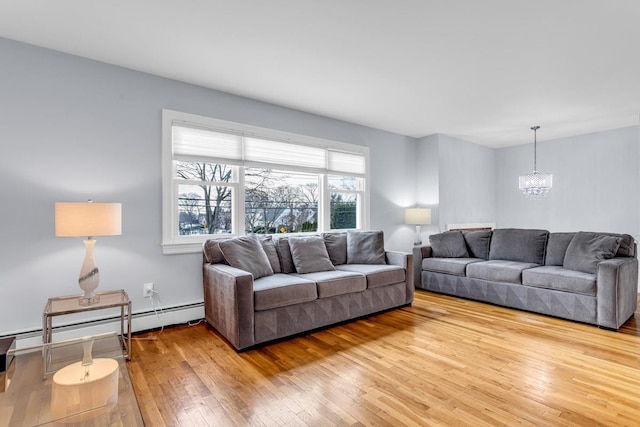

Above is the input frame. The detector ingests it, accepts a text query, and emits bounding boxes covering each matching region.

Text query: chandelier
[519,126,552,198]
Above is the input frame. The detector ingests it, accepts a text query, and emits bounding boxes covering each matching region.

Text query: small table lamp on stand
[405,208,431,246]
[55,200,122,305]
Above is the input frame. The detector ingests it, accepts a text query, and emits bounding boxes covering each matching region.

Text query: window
[162,109,369,254]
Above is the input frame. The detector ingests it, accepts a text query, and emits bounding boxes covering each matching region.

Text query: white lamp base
[414,225,423,246]
[79,239,100,305]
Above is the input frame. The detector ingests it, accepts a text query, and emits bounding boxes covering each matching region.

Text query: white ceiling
[1,0,639,147]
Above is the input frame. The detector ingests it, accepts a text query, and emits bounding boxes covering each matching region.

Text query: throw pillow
[347,230,386,264]
[323,232,347,265]
[259,236,281,274]
[563,232,622,274]
[274,237,296,274]
[219,235,274,279]
[288,235,336,274]
[203,239,226,264]
[463,230,491,259]
[429,231,469,258]
[544,232,576,266]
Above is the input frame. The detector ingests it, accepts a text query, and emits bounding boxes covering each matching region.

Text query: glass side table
[42,289,132,371]
[0,332,143,426]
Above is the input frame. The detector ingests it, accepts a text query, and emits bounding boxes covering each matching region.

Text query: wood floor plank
[128,291,640,426]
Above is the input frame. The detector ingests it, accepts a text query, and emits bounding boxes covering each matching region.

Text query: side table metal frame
[42,289,132,372]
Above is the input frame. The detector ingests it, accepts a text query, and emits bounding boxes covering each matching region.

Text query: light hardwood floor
[129,291,640,426]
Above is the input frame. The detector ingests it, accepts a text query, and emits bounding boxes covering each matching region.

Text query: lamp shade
[55,202,122,238]
[405,208,431,225]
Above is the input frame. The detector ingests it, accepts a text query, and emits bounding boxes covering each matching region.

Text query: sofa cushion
[545,232,576,266]
[429,231,469,258]
[203,239,226,264]
[274,237,296,274]
[596,232,635,257]
[295,270,366,298]
[489,228,548,264]
[522,266,597,296]
[322,232,347,265]
[259,236,281,274]
[463,230,492,259]
[323,232,347,265]
[336,264,405,289]
[563,232,622,274]
[347,230,386,264]
[289,235,336,274]
[219,235,274,279]
[253,274,317,311]
[466,260,539,284]
[422,258,484,276]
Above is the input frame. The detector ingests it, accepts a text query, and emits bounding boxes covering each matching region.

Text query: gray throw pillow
[203,239,226,264]
[429,231,469,258]
[545,232,576,266]
[463,230,492,259]
[274,237,296,274]
[563,232,622,274]
[347,230,386,264]
[259,236,281,274]
[288,235,336,273]
[219,235,274,279]
[323,232,347,265]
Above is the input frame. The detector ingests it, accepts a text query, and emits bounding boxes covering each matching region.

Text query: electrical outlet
[143,282,154,298]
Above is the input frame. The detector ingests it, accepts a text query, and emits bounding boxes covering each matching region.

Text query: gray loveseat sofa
[203,230,413,350]
[413,228,638,329]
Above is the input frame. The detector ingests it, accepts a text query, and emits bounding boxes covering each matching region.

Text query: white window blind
[173,125,242,163]
[244,137,326,171]
[328,150,366,176]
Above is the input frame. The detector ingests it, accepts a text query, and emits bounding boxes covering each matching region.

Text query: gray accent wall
[0,38,416,335]
[495,126,639,235]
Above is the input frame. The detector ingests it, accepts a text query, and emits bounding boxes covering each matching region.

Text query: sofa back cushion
[323,232,347,265]
[545,232,576,266]
[274,237,296,273]
[429,231,469,258]
[219,235,274,279]
[463,230,492,259]
[259,236,282,274]
[347,230,386,264]
[203,239,227,264]
[289,235,336,273]
[489,228,549,265]
[563,232,622,274]
[596,232,635,257]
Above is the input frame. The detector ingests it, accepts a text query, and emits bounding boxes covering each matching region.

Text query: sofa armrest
[412,245,432,288]
[203,263,255,350]
[596,257,638,329]
[386,251,414,304]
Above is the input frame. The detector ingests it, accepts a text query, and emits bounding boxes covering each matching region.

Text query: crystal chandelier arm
[531,125,540,172]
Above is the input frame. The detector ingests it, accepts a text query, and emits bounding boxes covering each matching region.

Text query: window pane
[176,161,234,183]
[330,193,357,229]
[178,184,232,235]
[328,175,358,191]
[245,168,318,234]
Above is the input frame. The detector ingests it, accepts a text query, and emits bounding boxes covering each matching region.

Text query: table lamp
[55,200,122,305]
[405,208,431,246]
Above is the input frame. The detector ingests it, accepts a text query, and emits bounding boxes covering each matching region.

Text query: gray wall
[0,38,417,335]
[416,134,496,235]
[495,126,640,235]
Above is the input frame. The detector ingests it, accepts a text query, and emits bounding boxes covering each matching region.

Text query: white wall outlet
[143,282,154,298]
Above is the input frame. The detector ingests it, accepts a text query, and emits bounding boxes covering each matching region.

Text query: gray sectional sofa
[203,230,413,350]
[413,228,638,329]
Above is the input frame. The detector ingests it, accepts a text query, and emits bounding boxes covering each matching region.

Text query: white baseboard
[12,302,204,349]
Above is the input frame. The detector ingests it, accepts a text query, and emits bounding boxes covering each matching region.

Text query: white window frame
[162,109,370,254]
